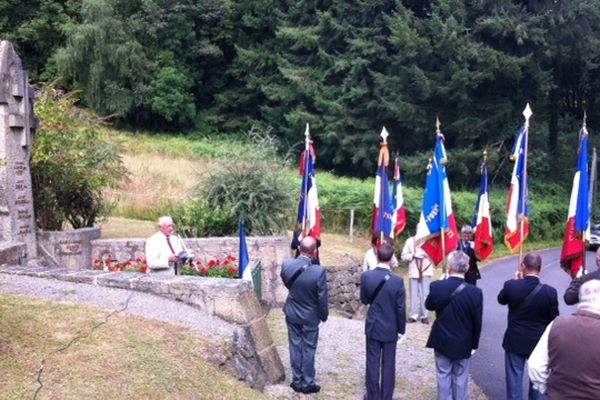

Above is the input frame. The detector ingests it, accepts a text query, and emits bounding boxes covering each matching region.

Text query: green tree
[0,0,79,80]
[53,0,151,117]
[149,51,196,125]
[31,80,126,230]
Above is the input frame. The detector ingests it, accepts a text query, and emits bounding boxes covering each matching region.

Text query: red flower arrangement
[181,255,238,278]
[92,254,148,273]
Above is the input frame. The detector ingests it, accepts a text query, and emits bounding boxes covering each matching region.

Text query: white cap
[579,280,600,314]
[158,216,173,226]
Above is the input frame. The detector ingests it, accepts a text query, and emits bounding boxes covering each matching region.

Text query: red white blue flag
[372,127,393,241]
[297,123,322,240]
[505,122,530,252]
[472,160,494,261]
[415,128,459,265]
[560,126,590,278]
[238,217,252,281]
[391,158,407,237]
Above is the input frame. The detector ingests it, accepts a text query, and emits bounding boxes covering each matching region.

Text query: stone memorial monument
[0,40,38,261]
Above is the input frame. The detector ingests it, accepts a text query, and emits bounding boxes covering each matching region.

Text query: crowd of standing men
[280,232,600,400]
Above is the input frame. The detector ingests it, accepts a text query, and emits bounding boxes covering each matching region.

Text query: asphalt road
[470,247,594,400]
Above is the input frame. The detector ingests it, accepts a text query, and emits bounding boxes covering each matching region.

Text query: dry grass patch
[107,153,211,218]
[0,294,265,400]
[98,217,157,239]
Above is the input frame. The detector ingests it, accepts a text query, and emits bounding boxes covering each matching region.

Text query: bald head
[299,236,317,257]
[522,253,542,273]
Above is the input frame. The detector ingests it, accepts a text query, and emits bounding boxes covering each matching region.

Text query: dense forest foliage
[3,0,600,189]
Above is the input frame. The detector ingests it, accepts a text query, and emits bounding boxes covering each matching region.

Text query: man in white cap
[145,216,187,275]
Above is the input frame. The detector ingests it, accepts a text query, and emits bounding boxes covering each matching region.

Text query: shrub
[199,127,295,235]
[31,80,126,230]
[167,198,236,237]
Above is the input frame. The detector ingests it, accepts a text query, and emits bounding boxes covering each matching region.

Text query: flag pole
[302,123,311,236]
[582,111,588,275]
[519,104,533,269]
[436,117,447,274]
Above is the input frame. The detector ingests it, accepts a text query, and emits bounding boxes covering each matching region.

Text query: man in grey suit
[280,236,328,394]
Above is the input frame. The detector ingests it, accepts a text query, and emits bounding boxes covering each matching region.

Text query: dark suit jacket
[497,275,559,356]
[564,268,600,305]
[458,240,481,284]
[425,276,483,360]
[360,266,406,342]
[281,255,328,326]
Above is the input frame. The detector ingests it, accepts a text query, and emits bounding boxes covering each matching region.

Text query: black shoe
[290,382,302,393]
[408,317,417,323]
[302,384,321,394]
[421,317,429,325]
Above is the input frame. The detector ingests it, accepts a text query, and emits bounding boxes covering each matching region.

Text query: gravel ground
[0,274,487,400]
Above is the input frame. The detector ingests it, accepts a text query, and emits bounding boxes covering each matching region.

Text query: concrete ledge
[0,265,285,389]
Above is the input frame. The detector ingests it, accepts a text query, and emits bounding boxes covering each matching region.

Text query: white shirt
[401,236,433,279]
[145,231,186,272]
[363,248,399,271]
[528,321,554,394]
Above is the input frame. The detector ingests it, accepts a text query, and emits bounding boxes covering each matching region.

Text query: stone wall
[0,241,26,266]
[91,236,291,306]
[0,264,285,389]
[92,237,370,316]
[37,227,101,269]
[326,255,365,319]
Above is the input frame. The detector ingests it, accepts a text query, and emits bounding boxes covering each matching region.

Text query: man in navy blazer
[360,242,406,400]
[281,236,328,394]
[498,252,559,400]
[426,250,483,400]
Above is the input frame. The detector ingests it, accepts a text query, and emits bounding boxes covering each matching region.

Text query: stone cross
[0,41,38,258]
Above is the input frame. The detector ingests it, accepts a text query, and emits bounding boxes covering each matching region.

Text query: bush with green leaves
[31,81,125,230]
[199,128,295,235]
[167,198,236,237]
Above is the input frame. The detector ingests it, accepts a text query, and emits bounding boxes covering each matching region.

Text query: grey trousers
[409,277,430,319]
[286,320,319,389]
[434,351,470,400]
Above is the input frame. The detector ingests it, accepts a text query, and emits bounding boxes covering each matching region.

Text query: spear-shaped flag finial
[523,103,533,125]
[583,111,588,128]
[435,116,441,133]
[380,126,389,144]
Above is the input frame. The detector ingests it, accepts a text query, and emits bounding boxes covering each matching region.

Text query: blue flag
[238,218,251,281]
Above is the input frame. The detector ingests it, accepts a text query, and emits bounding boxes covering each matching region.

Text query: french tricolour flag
[415,131,459,265]
[238,217,252,282]
[472,162,494,261]
[297,123,322,240]
[372,128,393,240]
[505,123,529,252]
[391,158,407,237]
[560,126,589,278]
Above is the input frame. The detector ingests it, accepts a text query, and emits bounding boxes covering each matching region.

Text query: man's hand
[168,254,179,262]
[397,333,407,344]
[513,270,523,280]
